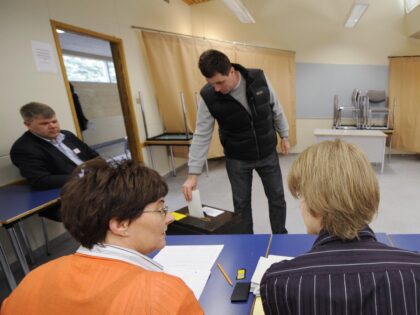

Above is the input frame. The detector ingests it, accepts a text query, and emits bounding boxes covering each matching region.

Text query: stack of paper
[154,245,224,299]
[250,255,293,296]
[202,206,224,217]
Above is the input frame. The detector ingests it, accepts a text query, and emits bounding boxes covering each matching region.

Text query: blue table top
[268,232,391,257]
[375,232,392,245]
[155,234,271,315]
[0,184,60,224]
[389,234,420,252]
[268,234,316,257]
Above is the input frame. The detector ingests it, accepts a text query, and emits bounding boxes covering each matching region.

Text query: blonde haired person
[261,140,420,315]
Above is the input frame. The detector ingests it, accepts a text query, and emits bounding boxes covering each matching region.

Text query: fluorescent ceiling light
[56,29,65,34]
[406,0,420,13]
[223,0,255,24]
[344,0,369,28]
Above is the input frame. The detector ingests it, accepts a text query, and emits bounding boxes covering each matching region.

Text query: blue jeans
[225,151,287,234]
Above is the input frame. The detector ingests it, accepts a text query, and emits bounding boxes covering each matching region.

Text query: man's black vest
[200,64,277,161]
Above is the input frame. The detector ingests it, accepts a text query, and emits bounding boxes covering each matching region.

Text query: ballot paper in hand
[188,189,205,218]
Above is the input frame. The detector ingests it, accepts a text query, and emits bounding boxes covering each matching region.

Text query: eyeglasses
[143,205,169,217]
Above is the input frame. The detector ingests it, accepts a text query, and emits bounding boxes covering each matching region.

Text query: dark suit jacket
[10,130,99,190]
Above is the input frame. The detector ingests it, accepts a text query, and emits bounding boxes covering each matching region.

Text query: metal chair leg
[40,217,50,256]
[205,160,209,177]
[6,226,30,274]
[17,221,35,264]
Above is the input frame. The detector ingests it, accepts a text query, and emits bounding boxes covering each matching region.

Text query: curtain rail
[131,25,295,54]
[388,55,420,58]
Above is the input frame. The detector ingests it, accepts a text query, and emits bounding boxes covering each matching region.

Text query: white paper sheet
[154,245,223,271]
[154,245,224,299]
[188,189,204,218]
[251,254,293,296]
[31,40,57,73]
[202,206,224,217]
[163,267,211,299]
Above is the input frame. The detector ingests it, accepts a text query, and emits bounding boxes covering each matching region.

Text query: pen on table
[217,262,233,286]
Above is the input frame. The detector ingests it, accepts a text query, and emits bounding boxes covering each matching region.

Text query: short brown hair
[20,102,55,121]
[60,158,168,248]
[288,139,379,240]
[198,49,232,78]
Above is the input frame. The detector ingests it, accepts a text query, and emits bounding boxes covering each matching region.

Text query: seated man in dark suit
[10,102,99,220]
[11,102,99,190]
[261,139,420,315]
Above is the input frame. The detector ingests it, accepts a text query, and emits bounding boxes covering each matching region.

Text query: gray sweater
[188,73,289,174]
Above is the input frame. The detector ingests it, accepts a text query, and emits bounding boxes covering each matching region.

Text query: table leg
[6,226,29,274]
[381,141,385,174]
[168,145,176,177]
[17,221,35,264]
[0,241,16,290]
[40,217,50,256]
[388,134,392,161]
[147,146,155,169]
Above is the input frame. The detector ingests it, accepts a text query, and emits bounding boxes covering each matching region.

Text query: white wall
[3,0,420,185]
[1,0,420,262]
[0,0,192,261]
[189,0,420,152]
[0,0,192,187]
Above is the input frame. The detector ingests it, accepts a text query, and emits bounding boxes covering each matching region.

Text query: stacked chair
[333,89,362,129]
[333,89,395,130]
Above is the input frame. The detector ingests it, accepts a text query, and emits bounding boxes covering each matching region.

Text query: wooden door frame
[50,20,143,163]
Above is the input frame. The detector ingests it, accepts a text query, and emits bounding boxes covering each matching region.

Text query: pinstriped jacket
[261,226,420,315]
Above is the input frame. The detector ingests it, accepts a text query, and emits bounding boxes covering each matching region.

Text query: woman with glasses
[1,158,203,315]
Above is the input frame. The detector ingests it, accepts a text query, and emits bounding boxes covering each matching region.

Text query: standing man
[10,102,99,190]
[182,50,290,234]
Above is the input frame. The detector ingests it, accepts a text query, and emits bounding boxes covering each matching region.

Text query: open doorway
[50,20,143,163]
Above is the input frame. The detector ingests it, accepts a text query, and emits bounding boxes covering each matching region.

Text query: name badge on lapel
[73,148,81,154]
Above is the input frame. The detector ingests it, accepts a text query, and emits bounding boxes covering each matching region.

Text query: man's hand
[280,138,290,155]
[182,174,199,201]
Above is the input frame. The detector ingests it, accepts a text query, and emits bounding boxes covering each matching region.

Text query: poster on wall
[31,40,57,73]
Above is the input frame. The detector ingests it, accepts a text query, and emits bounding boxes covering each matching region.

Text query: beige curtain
[139,31,296,158]
[388,56,420,152]
[235,45,296,153]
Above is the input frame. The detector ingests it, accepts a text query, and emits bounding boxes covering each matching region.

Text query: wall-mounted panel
[296,63,388,118]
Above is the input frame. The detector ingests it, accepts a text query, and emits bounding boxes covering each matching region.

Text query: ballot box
[167,205,244,235]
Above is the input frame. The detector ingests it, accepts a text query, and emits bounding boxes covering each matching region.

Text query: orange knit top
[1,253,203,315]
